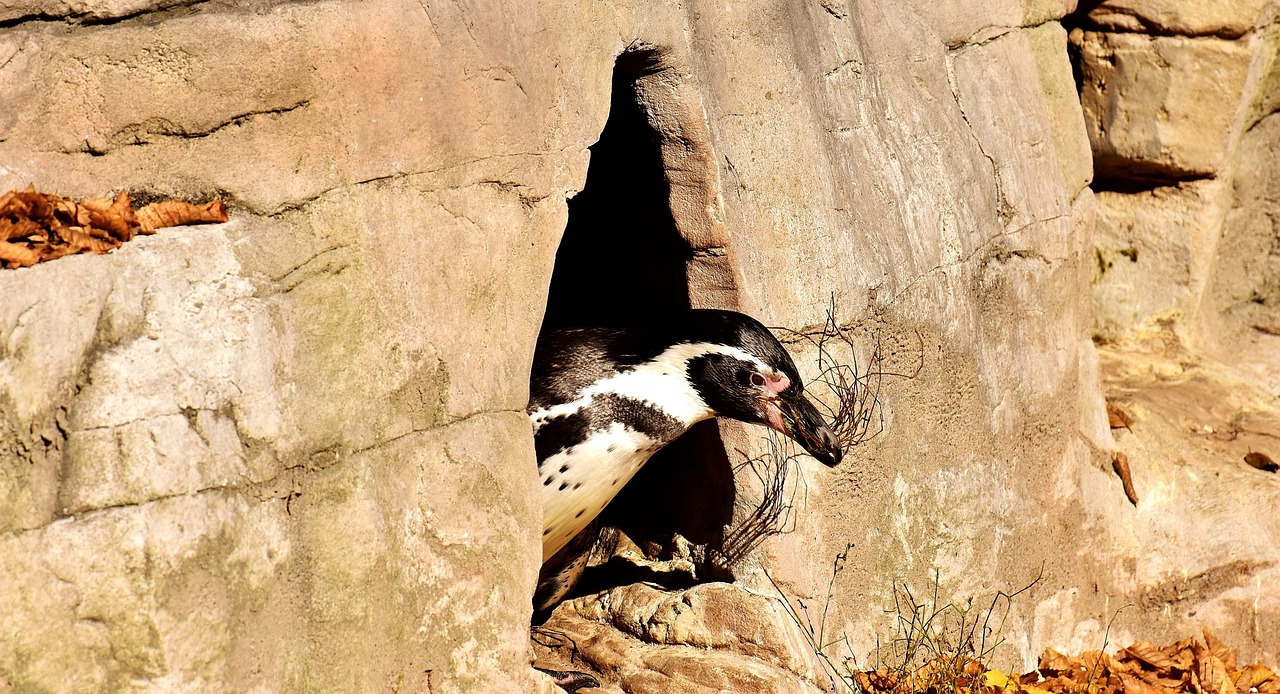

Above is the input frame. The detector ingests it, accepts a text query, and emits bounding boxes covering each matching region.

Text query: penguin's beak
[768,393,844,467]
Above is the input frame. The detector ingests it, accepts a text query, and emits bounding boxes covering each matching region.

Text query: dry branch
[716,297,921,569]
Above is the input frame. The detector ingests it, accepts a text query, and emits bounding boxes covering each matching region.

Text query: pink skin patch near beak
[762,400,786,432]
[759,372,791,432]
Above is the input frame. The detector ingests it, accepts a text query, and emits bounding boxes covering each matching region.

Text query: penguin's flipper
[533,519,600,619]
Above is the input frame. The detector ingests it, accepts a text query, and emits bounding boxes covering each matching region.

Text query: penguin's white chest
[539,423,660,561]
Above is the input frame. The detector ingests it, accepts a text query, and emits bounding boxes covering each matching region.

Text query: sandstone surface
[0,0,1276,692]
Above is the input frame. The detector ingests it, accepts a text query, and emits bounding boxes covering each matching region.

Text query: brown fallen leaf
[0,187,228,269]
[1108,401,1135,431]
[1163,638,1196,671]
[84,190,136,240]
[1113,451,1139,506]
[1119,672,1169,694]
[0,217,41,242]
[136,198,227,234]
[1245,451,1279,473]
[1236,663,1280,693]
[63,226,114,254]
[846,620,1273,694]
[0,240,39,267]
[1201,629,1236,673]
[1124,642,1177,672]
[1192,641,1235,694]
[1039,648,1076,676]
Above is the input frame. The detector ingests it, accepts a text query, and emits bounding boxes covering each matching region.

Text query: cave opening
[538,50,737,602]
[541,52,692,330]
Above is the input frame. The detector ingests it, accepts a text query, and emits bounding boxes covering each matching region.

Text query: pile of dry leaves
[0,186,228,269]
[855,630,1278,694]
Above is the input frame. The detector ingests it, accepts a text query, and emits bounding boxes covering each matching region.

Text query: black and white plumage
[529,309,843,614]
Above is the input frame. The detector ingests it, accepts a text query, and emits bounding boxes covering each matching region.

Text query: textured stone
[1076,30,1255,180]
[1081,0,1275,38]
[1093,346,1280,647]
[1245,21,1280,128]
[0,0,200,24]
[894,0,1079,48]
[1090,180,1231,343]
[1197,111,1280,384]
[536,583,830,693]
[1,0,1278,689]
[1074,0,1280,669]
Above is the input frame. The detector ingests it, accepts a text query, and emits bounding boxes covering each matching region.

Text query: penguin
[528,309,843,615]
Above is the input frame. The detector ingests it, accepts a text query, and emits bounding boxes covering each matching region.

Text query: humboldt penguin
[528,309,843,615]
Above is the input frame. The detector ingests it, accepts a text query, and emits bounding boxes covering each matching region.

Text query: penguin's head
[681,311,844,467]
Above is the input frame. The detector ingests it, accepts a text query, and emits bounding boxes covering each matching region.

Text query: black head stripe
[729,321,802,390]
[686,353,761,422]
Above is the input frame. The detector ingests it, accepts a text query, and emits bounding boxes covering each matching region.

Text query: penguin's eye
[749,372,766,387]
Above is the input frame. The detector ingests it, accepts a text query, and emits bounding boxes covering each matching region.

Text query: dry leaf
[1245,452,1278,473]
[0,218,40,242]
[1120,672,1172,694]
[1040,649,1079,676]
[986,669,1056,694]
[136,198,227,234]
[1125,642,1178,672]
[86,190,136,239]
[1201,630,1236,673]
[0,187,227,269]
[1114,452,1139,506]
[1165,638,1197,671]
[1236,663,1280,693]
[1108,401,1135,431]
[1191,642,1234,694]
[0,240,39,266]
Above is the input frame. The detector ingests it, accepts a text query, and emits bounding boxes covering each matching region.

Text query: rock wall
[1081,0,1280,350]
[0,0,1275,692]
[1068,0,1280,669]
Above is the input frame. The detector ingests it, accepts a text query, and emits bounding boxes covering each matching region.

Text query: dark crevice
[104,100,311,150]
[538,50,737,596]
[1061,0,1255,40]
[1093,152,1218,188]
[0,0,210,30]
[0,13,66,30]
[598,419,735,581]
[1091,171,1214,194]
[1061,2,1099,98]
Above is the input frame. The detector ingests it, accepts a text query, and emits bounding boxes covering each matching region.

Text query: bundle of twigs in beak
[715,297,921,569]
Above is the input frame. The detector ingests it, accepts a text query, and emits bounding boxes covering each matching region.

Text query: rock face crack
[886,213,1067,305]
[943,47,1011,227]
[0,0,209,31]
[817,0,848,21]
[257,145,579,218]
[268,243,356,294]
[101,100,312,151]
[0,12,70,29]
[0,408,520,540]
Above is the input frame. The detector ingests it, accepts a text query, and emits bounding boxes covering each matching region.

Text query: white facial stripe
[529,342,771,427]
